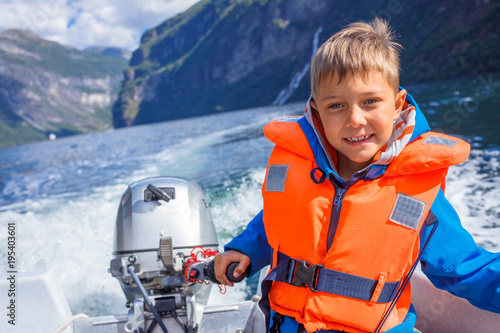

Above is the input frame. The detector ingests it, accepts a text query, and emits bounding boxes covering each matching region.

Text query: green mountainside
[113,0,500,127]
[0,30,127,147]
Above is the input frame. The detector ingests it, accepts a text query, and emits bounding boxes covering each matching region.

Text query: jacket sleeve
[420,189,500,313]
[224,210,272,277]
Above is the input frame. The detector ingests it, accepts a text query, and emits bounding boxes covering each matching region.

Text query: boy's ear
[394,89,407,120]
[309,98,324,127]
[310,98,318,111]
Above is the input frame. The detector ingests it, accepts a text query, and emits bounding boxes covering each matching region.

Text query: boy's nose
[346,106,367,127]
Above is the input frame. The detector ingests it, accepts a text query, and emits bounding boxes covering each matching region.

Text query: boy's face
[311,71,406,175]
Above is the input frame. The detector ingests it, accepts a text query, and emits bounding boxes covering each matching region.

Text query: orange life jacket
[260,117,470,333]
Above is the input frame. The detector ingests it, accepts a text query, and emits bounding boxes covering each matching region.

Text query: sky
[0,0,201,51]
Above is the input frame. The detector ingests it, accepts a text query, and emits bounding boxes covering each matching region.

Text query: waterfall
[272,26,323,105]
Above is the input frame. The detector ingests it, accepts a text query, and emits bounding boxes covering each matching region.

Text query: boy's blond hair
[311,18,403,96]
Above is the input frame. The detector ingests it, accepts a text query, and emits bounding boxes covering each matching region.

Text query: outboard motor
[109,177,219,333]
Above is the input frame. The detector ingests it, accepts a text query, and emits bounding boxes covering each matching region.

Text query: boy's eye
[365,99,379,105]
[329,103,343,109]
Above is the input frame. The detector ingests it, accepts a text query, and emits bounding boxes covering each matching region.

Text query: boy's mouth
[345,134,373,143]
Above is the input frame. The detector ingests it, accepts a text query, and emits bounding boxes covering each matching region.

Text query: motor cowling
[109,176,219,305]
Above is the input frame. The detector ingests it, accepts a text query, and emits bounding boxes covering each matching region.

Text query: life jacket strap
[279,252,400,303]
[259,252,401,330]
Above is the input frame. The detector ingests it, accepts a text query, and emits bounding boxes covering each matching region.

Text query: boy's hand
[213,250,250,287]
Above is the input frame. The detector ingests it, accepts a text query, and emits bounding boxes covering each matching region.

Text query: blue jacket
[225,92,500,332]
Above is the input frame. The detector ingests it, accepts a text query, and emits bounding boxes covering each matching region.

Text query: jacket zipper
[326,177,357,251]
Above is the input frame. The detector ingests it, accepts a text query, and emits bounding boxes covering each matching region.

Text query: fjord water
[0,73,499,316]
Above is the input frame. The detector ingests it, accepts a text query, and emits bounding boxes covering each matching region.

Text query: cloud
[0,0,200,50]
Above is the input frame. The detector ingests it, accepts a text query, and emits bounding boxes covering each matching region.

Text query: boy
[214,18,500,332]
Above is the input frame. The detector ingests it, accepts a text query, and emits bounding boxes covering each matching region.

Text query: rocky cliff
[113,0,500,128]
[0,30,127,147]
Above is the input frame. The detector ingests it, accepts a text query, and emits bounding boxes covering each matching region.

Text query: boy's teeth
[346,135,370,142]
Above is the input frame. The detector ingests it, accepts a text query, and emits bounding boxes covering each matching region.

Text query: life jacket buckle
[285,259,323,292]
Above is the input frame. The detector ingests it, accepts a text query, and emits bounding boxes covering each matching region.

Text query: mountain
[84,46,132,61]
[0,29,128,147]
[113,0,500,128]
